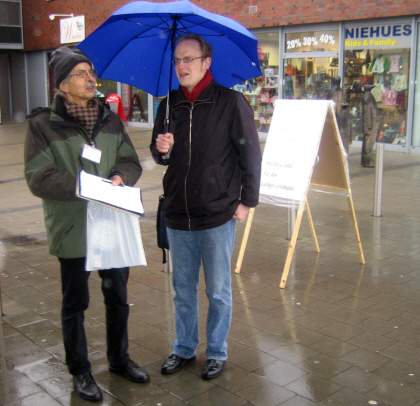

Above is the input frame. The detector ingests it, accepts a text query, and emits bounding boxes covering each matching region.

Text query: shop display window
[234,31,279,132]
[95,79,117,103]
[412,22,420,148]
[343,48,410,145]
[121,84,149,123]
[282,57,339,100]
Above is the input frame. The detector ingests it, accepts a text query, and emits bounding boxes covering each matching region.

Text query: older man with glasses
[24,47,147,402]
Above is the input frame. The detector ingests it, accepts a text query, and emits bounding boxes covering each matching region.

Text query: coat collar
[173,79,218,107]
[50,94,108,126]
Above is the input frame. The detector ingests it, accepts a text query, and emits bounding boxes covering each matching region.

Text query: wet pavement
[2,120,420,405]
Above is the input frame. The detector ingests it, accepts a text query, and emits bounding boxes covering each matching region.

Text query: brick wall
[22,0,420,52]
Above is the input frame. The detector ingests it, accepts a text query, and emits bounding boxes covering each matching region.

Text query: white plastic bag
[86,202,147,271]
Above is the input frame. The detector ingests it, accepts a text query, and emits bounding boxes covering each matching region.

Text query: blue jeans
[167,219,236,361]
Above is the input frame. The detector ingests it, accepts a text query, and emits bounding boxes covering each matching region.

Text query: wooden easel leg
[234,208,255,274]
[280,201,305,288]
[305,198,320,253]
[347,194,365,264]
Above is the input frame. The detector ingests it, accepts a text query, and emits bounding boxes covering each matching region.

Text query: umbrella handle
[164,119,169,134]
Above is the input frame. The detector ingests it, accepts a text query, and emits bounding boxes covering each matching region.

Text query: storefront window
[282,29,339,101]
[95,78,117,102]
[282,56,339,100]
[234,31,279,132]
[412,22,420,147]
[153,96,164,120]
[344,22,412,145]
[121,84,148,123]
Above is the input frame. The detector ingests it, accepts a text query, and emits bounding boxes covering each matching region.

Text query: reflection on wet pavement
[2,121,420,405]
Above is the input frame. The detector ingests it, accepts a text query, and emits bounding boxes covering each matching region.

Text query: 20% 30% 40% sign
[288,35,335,49]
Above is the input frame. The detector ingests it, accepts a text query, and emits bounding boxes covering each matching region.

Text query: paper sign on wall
[60,16,85,44]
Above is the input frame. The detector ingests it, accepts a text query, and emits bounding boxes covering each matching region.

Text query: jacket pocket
[200,165,228,203]
[44,201,87,258]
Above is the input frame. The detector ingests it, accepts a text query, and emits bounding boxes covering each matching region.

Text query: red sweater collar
[181,70,212,102]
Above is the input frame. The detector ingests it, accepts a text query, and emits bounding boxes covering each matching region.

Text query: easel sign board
[310,108,349,192]
[259,100,333,205]
[240,99,365,288]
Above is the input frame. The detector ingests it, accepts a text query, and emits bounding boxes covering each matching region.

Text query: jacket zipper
[184,104,193,230]
[176,97,213,231]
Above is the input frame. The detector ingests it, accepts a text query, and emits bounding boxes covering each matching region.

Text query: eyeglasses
[173,57,206,65]
[69,69,98,79]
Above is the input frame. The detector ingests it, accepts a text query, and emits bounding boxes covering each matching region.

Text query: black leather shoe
[201,359,226,380]
[109,359,150,383]
[73,372,102,402]
[161,354,196,375]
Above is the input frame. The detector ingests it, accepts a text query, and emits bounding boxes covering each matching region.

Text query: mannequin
[359,83,379,167]
[336,103,352,154]
[327,75,343,116]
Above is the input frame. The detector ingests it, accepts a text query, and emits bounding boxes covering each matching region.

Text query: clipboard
[76,170,144,217]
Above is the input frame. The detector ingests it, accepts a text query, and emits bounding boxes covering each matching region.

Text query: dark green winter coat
[24,95,142,258]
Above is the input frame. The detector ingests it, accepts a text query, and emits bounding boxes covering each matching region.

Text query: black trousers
[59,257,130,375]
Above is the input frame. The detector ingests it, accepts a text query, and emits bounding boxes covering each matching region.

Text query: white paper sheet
[78,170,144,216]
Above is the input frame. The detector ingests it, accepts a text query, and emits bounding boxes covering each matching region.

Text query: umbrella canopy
[77,0,262,97]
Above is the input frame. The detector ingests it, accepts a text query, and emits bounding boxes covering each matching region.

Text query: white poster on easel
[235,99,364,288]
[259,100,330,205]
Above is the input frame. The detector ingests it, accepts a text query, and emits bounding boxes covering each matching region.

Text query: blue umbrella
[77,0,262,98]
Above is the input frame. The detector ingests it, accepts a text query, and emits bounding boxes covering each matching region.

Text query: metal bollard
[373,143,384,217]
[286,206,296,240]
[0,242,3,317]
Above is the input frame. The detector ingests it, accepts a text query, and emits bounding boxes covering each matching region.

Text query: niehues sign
[345,23,412,49]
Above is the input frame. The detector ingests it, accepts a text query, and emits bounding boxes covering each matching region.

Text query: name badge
[81,144,101,163]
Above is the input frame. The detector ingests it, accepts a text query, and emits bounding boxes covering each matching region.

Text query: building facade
[1,0,420,152]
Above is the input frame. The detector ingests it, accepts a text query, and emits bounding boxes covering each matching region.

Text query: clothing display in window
[389,55,401,73]
[336,104,353,153]
[392,72,408,91]
[382,72,393,89]
[344,47,410,146]
[326,75,343,116]
[369,55,390,74]
[371,82,384,102]
[382,89,396,106]
[361,87,379,167]
[396,90,406,109]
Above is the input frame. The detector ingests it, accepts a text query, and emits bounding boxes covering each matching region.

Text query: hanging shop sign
[60,16,85,44]
[344,23,412,49]
[285,30,339,53]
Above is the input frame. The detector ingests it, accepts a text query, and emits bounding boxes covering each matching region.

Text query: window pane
[0,26,22,43]
[343,48,410,145]
[282,57,339,100]
[412,22,420,147]
[122,84,149,123]
[233,31,279,132]
[0,2,21,25]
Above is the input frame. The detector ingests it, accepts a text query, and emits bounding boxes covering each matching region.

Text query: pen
[102,179,124,187]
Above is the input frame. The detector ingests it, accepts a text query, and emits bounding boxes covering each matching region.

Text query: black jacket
[150,79,261,231]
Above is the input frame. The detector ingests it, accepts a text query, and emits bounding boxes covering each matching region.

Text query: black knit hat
[49,47,92,89]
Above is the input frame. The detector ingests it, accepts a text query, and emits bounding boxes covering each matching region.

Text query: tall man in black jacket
[150,34,261,380]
